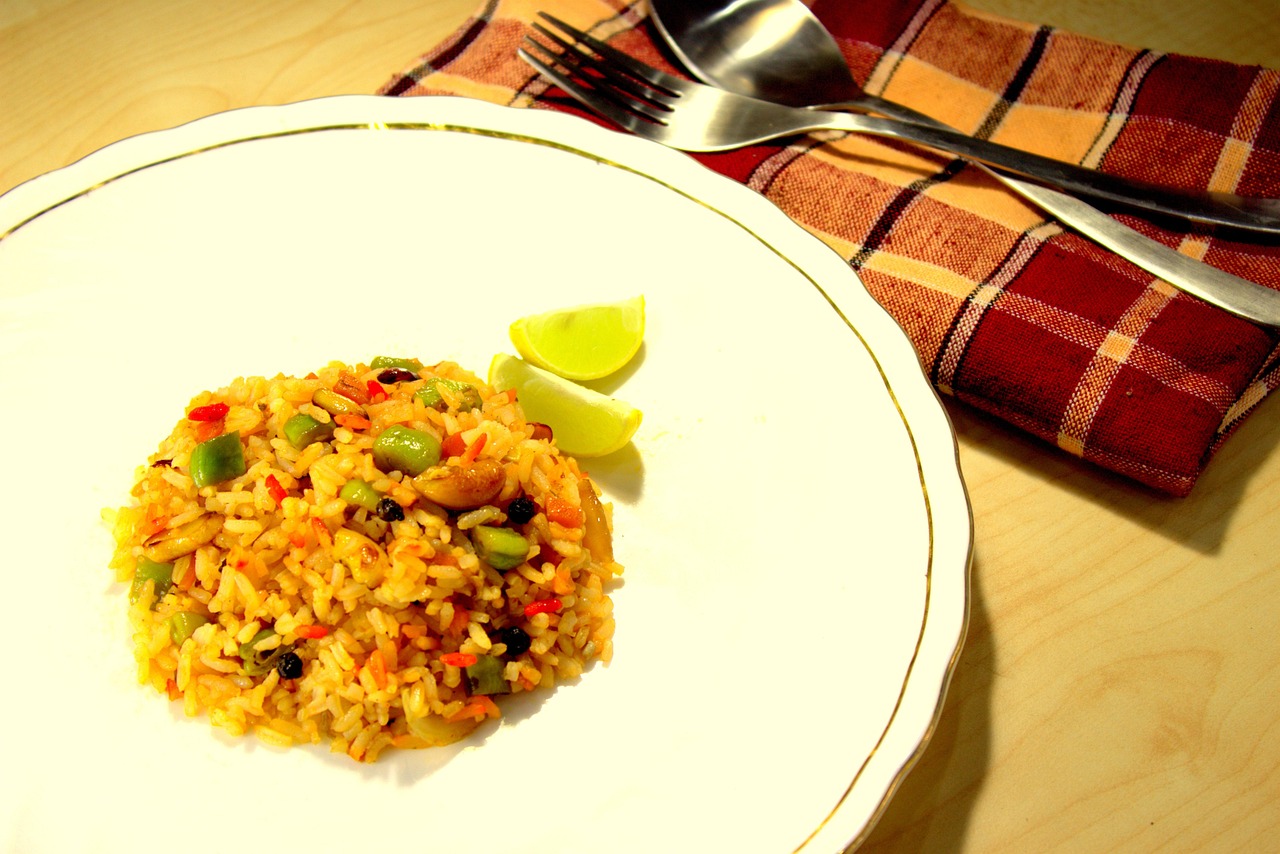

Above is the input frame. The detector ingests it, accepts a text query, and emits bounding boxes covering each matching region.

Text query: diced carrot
[445,701,488,723]
[446,605,470,637]
[432,551,459,568]
[461,432,488,464]
[140,505,169,538]
[175,561,197,591]
[400,624,427,639]
[368,648,388,690]
[476,695,502,719]
[296,625,329,639]
[165,679,182,701]
[334,413,371,431]
[194,418,224,443]
[288,528,308,549]
[440,651,478,668]
[546,497,582,528]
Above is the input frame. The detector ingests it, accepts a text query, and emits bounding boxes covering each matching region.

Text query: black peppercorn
[276,651,304,680]
[494,625,532,657]
[507,496,536,525]
[376,497,405,522]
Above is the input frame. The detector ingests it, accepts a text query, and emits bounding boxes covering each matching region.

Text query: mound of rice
[107,358,622,762]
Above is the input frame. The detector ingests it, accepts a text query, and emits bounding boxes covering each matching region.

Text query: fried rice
[106,357,621,762]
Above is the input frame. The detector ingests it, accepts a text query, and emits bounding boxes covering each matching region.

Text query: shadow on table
[856,556,995,853]
[943,393,1280,555]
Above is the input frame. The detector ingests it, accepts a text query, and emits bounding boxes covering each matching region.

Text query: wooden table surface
[4,1,1278,851]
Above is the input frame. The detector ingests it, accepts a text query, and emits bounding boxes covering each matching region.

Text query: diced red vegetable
[296,625,329,639]
[264,474,287,504]
[440,651,478,668]
[524,598,562,617]
[366,380,388,403]
[441,432,467,458]
[187,402,229,422]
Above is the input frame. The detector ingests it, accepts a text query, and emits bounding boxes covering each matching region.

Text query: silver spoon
[647,0,1280,327]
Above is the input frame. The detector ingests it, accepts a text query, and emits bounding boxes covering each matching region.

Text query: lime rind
[509,295,645,381]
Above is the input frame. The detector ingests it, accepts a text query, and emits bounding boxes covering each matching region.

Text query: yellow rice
[107,358,621,762]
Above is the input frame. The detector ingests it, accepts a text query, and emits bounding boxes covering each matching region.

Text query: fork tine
[520,30,676,128]
[517,42,660,134]
[535,12,682,97]
[527,23,673,112]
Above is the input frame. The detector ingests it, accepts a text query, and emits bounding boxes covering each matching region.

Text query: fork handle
[819,95,1280,327]
[813,110,1280,234]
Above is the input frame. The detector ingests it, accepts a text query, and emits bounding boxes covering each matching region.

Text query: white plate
[0,96,971,853]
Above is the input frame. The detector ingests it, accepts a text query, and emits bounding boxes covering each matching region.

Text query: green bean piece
[129,557,175,607]
[370,356,424,371]
[414,378,483,412]
[470,526,529,571]
[339,479,380,512]
[465,655,511,695]
[169,611,210,645]
[238,629,288,676]
[189,431,246,488]
[372,425,441,476]
[283,413,335,450]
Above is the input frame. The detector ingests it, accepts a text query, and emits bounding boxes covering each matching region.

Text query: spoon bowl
[648,0,860,107]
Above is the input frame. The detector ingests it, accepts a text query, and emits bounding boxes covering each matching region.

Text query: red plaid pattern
[381,0,1280,495]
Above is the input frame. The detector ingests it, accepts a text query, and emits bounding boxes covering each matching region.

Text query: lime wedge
[488,354,641,457]
[509,295,645,380]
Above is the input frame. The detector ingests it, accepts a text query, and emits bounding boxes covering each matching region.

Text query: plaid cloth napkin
[381,0,1280,496]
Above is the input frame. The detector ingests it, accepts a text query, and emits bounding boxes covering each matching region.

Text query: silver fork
[518,13,1280,236]
[518,13,1280,328]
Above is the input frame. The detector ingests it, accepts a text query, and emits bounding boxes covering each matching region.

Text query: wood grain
[3,2,1278,852]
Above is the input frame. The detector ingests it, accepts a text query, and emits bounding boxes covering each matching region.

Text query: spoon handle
[812,109,1279,233]
[821,95,1280,327]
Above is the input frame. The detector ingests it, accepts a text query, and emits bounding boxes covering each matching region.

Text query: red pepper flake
[187,402,229,422]
[524,598,563,618]
[441,432,466,458]
[296,625,328,639]
[264,474,288,504]
[310,517,332,548]
[366,379,388,403]
[440,652,478,668]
